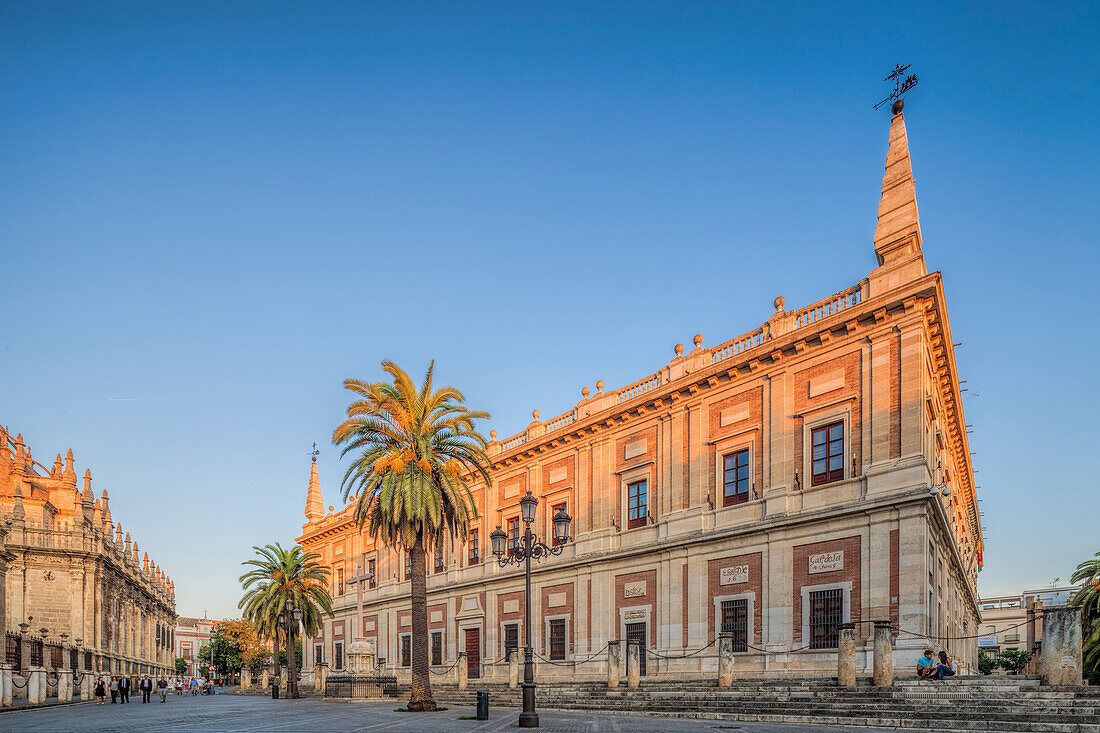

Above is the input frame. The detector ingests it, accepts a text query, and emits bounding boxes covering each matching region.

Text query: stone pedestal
[261,669,269,690]
[29,667,47,704]
[872,621,894,687]
[57,672,72,702]
[81,671,93,700]
[838,623,856,687]
[314,662,328,692]
[626,640,640,689]
[718,634,734,687]
[0,664,11,707]
[457,652,467,690]
[607,641,620,688]
[347,638,377,674]
[508,650,518,689]
[1041,606,1084,686]
[240,667,252,690]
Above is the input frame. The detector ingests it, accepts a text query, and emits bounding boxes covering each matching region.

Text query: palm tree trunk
[407,534,436,711]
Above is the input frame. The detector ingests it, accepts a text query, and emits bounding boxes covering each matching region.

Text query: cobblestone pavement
[0,695,898,733]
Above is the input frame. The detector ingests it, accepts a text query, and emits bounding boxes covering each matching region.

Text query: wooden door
[464,627,481,679]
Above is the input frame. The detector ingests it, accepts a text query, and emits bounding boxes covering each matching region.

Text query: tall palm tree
[1071,552,1100,684]
[239,543,333,698]
[333,360,491,711]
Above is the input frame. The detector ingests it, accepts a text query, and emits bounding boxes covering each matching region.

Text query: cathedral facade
[298,110,982,681]
[0,427,176,678]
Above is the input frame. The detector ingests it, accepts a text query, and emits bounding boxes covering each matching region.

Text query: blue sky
[1,2,1097,619]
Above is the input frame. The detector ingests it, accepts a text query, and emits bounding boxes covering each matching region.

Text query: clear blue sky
[1,2,1097,619]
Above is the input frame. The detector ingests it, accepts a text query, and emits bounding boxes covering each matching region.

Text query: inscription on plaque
[808,551,844,574]
[624,609,647,620]
[720,565,749,585]
[624,440,646,460]
[624,580,646,598]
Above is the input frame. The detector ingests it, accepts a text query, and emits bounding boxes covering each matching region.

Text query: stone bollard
[457,652,468,690]
[261,669,269,690]
[626,640,640,689]
[607,641,620,688]
[508,650,519,689]
[837,623,856,687]
[57,672,72,702]
[872,621,894,687]
[81,671,93,701]
[240,667,251,690]
[0,664,11,707]
[315,662,328,692]
[31,667,47,704]
[1041,606,1084,686]
[718,634,734,687]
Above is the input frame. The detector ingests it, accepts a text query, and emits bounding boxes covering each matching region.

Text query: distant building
[174,616,218,678]
[0,425,176,677]
[977,586,1080,654]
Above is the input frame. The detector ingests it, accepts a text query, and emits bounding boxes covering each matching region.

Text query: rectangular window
[314,643,323,664]
[549,619,566,660]
[435,546,444,573]
[722,449,751,506]
[720,598,749,652]
[811,421,844,486]
[334,641,344,670]
[627,480,648,529]
[405,553,412,581]
[468,529,480,565]
[336,567,344,596]
[551,503,566,546]
[368,558,377,588]
[431,631,443,666]
[507,517,520,554]
[504,623,519,658]
[401,636,411,667]
[808,588,843,649]
[181,642,192,659]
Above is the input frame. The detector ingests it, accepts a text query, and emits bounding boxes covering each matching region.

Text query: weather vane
[309,442,319,463]
[874,64,919,113]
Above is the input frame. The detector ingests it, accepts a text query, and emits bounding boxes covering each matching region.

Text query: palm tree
[239,543,333,698]
[333,360,491,711]
[1071,552,1100,684]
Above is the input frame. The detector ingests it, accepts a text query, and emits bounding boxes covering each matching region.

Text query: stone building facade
[175,616,218,678]
[0,427,176,678]
[298,110,983,681]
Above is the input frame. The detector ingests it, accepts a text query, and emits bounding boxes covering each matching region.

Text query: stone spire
[51,454,63,479]
[869,107,927,295]
[143,552,150,574]
[0,426,8,461]
[305,456,324,521]
[12,485,25,521]
[62,449,77,485]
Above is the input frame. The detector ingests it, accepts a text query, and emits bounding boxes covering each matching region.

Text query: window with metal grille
[468,530,480,565]
[811,422,844,485]
[435,546,444,573]
[5,635,19,667]
[507,517,520,554]
[504,623,519,658]
[84,651,92,670]
[723,449,751,506]
[314,643,323,664]
[431,632,443,666]
[334,641,344,670]
[720,598,749,652]
[551,503,566,546]
[30,640,43,666]
[627,480,647,529]
[549,619,566,660]
[400,636,411,667]
[405,553,411,581]
[368,558,376,588]
[49,644,62,668]
[70,648,78,669]
[808,588,843,649]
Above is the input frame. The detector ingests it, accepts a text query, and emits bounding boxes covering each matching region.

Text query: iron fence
[324,674,398,699]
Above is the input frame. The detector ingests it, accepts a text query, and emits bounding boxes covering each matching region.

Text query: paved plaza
[0,695,899,733]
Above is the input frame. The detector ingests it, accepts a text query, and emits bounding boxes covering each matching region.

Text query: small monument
[324,637,395,700]
[347,638,376,674]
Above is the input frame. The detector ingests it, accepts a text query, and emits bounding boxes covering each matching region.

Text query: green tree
[997,649,1031,674]
[1071,551,1100,684]
[175,657,188,676]
[978,648,998,675]
[333,361,491,711]
[278,639,303,673]
[239,543,333,698]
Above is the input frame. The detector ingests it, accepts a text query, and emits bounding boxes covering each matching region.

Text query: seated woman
[935,650,956,679]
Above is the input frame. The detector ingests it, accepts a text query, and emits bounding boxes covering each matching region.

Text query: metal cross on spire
[874,63,919,113]
[309,442,319,463]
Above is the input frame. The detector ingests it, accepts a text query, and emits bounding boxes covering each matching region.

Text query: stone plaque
[808,371,845,398]
[430,611,443,623]
[364,620,375,632]
[547,592,566,608]
[808,551,844,574]
[624,609,646,620]
[462,596,479,611]
[400,616,411,628]
[720,565,748,585]
[503,599,519,614]
[624,580,646,598]
[624,440,646,460]
[548,467,567,484]
[719,404,750,427]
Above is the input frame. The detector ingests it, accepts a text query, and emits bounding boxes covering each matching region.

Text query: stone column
[57,672,72,702]
[837,623,856,687]
[314,662,328,692]
[607,641,620,688]
[30,667,47,704]
[240,667,251,690]
[626,640,640,689]
[457,652,467,690]
[0,664,12,707]
[261,669,269,690]
[717,634,734,687]
[872,621,893,687]
[508,650,518,689]
[1041,606,1084,686]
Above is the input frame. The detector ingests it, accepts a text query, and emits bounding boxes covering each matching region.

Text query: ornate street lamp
[491,491,572,728]
[280,599,302,699]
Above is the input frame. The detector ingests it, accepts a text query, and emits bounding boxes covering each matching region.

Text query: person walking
[140,674,153,703]
[94,676,106,705]
[157,676,169,703]
[109,676,119,704]
[119,673,131,703]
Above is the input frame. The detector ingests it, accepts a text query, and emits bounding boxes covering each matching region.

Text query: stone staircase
[427,676,1100,732]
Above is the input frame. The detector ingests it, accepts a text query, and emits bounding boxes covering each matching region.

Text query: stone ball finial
[773,295,785,312]
[328,505,334,512]
[596,380,605,392]
[674,343,684,356]
[490,430,497,440]
[693,334,703,348]
[532,409,540,420]
[581,386,590,398]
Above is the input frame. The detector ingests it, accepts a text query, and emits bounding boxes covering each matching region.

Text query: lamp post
[490,491,572,729]
[278,600,303,699]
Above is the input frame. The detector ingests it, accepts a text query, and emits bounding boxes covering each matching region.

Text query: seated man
[916,648,937,679]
